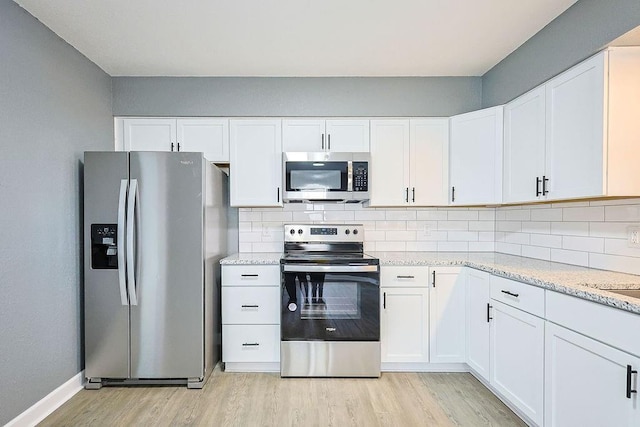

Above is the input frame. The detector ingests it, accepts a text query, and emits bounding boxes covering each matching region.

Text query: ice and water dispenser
[91,224,118,269]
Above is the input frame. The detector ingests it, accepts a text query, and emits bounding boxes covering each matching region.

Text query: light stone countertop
[220,251,640,314]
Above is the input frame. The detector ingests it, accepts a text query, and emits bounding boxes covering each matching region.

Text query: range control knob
[353,229,359,235]
[345,229,350,235]
[298,229,303,235]
[289,229,296,235]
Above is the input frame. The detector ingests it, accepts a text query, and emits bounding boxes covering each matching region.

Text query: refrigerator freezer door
[129,152,205,379]
[84,152,130,379]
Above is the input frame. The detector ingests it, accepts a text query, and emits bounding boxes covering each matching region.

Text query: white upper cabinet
[119,118,230,162]
[449,106,503,205]
[229,119,283,207]
[503,86,546,204]
[282,119,369,152]
[369,118,448,207]
[177,119,229,162]
[122,118,176,152]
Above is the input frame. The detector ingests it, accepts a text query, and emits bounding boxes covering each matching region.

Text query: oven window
[285,161,348,192]
[281,270,380,341]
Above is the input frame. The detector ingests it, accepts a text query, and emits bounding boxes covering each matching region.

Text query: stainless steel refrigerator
[83,151,228,389]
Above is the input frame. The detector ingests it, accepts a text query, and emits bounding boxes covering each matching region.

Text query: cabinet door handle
[487,303,493,323]
[241,305,259,308]
[627,365,638,398]
[542,175,549,195]
[177,142,181,152]
[405,187,409,203]
[321,133,325,150]
[277,187,280,203]
[171,142,175,152]
[327,134,331,150]
[535,176,542,197]
[501,290,519,298]
[241,274,259,278]
[432,271,436,287]
[412,187,415,203]
[242,343,260,347]
[383,292,386,309]
[451,186,455,203]
[396,275,415,279]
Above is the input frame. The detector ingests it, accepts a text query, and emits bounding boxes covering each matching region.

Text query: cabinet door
[410,118,449,206]
[491,301,544,426]
[282,119,325,152]
[429,267,466,363]
[503,86,546,203]
[449,107,503,205]
[545,52,606,200]
[381,287,429,363]
[466,269,491,382]
[325,119,370,152]
[123,118,176,152]
[229,119,283,207]
[369,120,410,206]
[177,118,229,162]
[545,322,640,427]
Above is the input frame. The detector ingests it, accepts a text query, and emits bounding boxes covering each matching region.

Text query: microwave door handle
[348,161,353,191]
[117,179,128,306]
[126,179,139,306]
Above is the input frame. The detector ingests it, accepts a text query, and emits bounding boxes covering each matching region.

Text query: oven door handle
[283,264,379,273]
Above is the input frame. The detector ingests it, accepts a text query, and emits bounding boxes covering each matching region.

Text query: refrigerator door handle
[127,179,139,306]
[117,179,129,306]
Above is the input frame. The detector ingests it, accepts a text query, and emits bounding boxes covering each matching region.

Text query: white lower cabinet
[466,268,491,382]
[545,322,640,427]
[380,266,430,368]
[429,267,466,363]
[221,264,280,372]
[490,300,545,426]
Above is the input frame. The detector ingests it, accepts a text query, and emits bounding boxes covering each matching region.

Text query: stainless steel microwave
[282,152,370,203]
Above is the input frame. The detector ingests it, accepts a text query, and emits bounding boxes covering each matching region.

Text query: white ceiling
[16,0,579,77]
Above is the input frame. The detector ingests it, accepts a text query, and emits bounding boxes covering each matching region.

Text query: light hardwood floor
[40,367,526,426]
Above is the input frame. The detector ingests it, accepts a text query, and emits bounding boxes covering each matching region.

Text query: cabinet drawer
[381,266,430,287]
[222,265,281,286]
[222,287,280,324]
[490,276,545,317]
[222,325,280,363]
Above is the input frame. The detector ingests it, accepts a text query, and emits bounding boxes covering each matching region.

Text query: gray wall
[482,0,640,107]
[0,1,113,424]
[112,76,482,117]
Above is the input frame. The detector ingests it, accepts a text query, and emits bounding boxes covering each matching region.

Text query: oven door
[281,264,380,341]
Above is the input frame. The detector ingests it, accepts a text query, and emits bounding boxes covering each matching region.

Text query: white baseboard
[6,370,84,427]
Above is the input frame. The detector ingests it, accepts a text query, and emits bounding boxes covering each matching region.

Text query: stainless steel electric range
[280,224,380,377]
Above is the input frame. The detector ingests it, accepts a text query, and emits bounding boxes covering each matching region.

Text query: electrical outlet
[628,226,640,248]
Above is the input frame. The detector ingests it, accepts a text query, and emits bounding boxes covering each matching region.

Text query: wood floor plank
[39,367,525,427]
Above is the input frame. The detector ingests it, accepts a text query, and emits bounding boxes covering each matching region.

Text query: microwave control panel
[352,162,368,192]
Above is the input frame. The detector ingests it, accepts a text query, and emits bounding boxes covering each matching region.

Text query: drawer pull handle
[501,290,519,298]
[241,305,259,308]
[396,275,415,279]
[241,274,259,278]
[242,343,260,347]
[627,365,638,399]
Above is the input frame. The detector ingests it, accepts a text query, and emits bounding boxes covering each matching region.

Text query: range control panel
[284,224,364,243]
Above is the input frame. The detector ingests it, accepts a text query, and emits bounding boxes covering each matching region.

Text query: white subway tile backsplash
[562,206,604,222]
[238,242,252,252]
[406,241,438,251]
[496,242,521,256]
[386,210,417,220]
[376,241,407,251]
[438,242,469,252]
[478,210,496,221]
[562,236,604,253]
[496,221,521,232]
[590,222,637,239]
[262,211,293,222]
[604,238,640,258]
[521,245,551,261]
[530,233,563,249]
[238,210,262,222]
[313,203,345,211]
[324,211,355,221]
[504,232,530,245]
[447,210,479,221]
[469,221,495,231]
[239,231,261,243]
[479,232,495,242]
[522,221,551,234]
[550,222,589,237]
[416,210,448,221]
[605,205,640,222]
[239,221,252,232]
[416,230,448,241]
[447,231,479,242]
[550,249,589,267]
[530,208,563,222]
[505,209,531,221]
[364,230,386,241]
[589,253,640,275]
[385,231,416,241]
[292,211,324,222]
[376,221,407,231]
[437,221,469,231]
[354,210,386,221]
[469,242,495,252]
[251,242,282,252]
